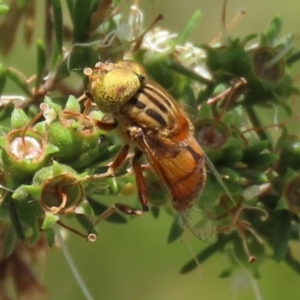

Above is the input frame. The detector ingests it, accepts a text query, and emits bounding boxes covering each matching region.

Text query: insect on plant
[80,59,227,239]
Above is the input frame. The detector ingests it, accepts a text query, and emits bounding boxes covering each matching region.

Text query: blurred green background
[1,0,300,299]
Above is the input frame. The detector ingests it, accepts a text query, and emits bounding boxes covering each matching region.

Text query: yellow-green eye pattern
[87,61,145,113]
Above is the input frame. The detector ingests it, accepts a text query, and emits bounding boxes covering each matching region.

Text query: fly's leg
[85,144,130,180]
[57,220,90,239]
[94,119,118,131]
[115,151,149,215]
[87,151,149,237]
[80,93,118,131]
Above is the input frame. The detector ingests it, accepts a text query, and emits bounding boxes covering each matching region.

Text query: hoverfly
[83,60,208,238]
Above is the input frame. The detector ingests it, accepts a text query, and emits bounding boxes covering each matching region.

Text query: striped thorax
[116,79,186,145]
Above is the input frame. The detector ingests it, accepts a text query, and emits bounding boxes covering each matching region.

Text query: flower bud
[47,110,100,162]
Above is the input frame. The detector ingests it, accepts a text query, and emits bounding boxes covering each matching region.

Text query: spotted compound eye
[86,61,146,113]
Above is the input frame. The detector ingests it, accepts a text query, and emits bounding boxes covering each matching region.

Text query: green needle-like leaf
[73,0,92,42]
[0,63,6,95]
[273,210,292,262]
[2,224,17,258]
[175,10,201,45]
[167,215,184,243]
[6,68,32,96]
[35,39,47,89]
[51,0,63,55]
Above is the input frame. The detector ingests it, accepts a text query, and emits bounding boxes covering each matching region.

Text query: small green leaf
[19,185,41,201]
[273,210,292,262]
[180,243,217,274]
[0,101,13,121]
[2,224,17,258]
[73,0,92,42]
[241,34,258,47]
[284,249,300,276]
[247,153,277,169]
[6,68,32,96]
[237,169,268,184]
[197,83,215,105]
[12,185,30,201]
[11,107,29,128]
[219,269,232,278]
[175,10,201,45]
[35,39,47,89]
[167,216,184,243]
[67,44,98,71]
[0,4,9,15]
[0,136,6,148]
[150,206,160,219]
[43,227,56,247]
[51,0,63,54]
[242,140,269,160]
[275,197,288,211]
[203,39,251,77]
[50,42,62,70]
[107,177,118,193]
[52,160,77,176]
[222,146,243,164]
[286,50,300,66]
[69,143,109,169]
[218,167,242,196]
[66,0,74,23]
[0,63,6,95]
[165,60,211,85]
[44,95,62,114]
[264,15,282,45]
[180,234,235,274]
[276,134,300,174]
[45,143,60,156]
[42,212,59,229]
[65,95,81,112]
[9,198,25,241]
[280,102,293,117]
[14,197,44,245]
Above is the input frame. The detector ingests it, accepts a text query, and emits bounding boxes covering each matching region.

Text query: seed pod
[251,47,284,83]
[283,174,300,213]
[0,128,59,179]
[194,119,242,163]
[30,162,84,214]
[195,119,229,150]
